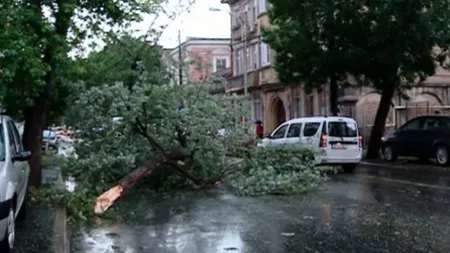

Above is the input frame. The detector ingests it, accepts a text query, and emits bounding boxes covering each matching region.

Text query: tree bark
[329,77,338,116]
[365,84,395,159]
[22,97,49,187]
[94,151,186,214]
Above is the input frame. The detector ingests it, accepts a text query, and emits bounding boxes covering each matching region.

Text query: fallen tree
[51,80,327,220]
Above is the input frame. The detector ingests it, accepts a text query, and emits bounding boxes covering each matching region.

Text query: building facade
[222,0,450,137]
[222,0,324,133]
[165,37,231,85]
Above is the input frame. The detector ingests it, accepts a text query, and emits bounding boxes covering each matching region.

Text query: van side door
[269,124,289,149]
[301,122,322,150]
[285,123,302,149]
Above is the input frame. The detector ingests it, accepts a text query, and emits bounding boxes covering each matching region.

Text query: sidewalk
[361,158,450,172]
[41,167,69,253]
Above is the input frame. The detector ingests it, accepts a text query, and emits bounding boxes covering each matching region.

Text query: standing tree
[0,0,178,186]
[70,34,170,88]
[264,0,450,158]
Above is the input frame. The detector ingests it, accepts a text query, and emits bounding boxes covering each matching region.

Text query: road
[71,164,450,253]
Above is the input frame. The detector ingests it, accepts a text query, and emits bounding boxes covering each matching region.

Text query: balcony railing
[226,71,258,93]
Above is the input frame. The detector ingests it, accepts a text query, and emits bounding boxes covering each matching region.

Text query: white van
[258,116,363,172]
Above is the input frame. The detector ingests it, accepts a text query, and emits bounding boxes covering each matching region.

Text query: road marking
[356,174,450,191]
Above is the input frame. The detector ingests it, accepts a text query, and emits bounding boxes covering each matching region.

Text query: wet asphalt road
[71,164,450,253]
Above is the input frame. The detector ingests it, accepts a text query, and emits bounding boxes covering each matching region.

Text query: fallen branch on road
[94,151,186,214]
[94,152,245,215]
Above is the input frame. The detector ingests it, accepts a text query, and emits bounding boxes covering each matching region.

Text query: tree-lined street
[3,0,450,252]
[71,164,450,253]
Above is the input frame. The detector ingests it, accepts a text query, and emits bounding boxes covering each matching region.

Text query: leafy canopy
[70,34,170,88]
[36,78,327,221]
[0,0,165,118]
[264,0,450,90]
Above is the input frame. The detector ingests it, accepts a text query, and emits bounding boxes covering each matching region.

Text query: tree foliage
[0,0,169,186]
[70,35,170,88]
[30,78,327,221]
[264,0,450,157]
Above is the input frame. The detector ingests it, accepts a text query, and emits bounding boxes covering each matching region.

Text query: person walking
[255,120,264,138]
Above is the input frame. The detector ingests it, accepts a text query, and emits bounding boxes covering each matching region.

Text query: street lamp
[209,7,248,96]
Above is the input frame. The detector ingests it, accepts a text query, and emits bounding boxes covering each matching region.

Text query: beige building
[221,0,450,137]
[221,0,324,133]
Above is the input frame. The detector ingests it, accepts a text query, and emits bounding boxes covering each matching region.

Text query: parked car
[42,129,58,150]
[0,115,31,252]
[381,115,450,165]
[258,116,363,173]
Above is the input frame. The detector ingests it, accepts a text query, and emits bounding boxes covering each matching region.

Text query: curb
[360,160,450,172]
[51,166,70,253]
[53,205,69,253]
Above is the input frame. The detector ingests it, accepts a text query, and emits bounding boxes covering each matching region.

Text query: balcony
[208,68,232,94]
[231,27,243,41]
[226,71,258,93]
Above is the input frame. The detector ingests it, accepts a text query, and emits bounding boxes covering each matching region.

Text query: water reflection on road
[72,166,450,253]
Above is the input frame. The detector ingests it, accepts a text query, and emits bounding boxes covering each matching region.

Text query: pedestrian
[255,120,264,138]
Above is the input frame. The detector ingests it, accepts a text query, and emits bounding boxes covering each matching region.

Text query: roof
[286,116,357,124]
[164,37,231,56]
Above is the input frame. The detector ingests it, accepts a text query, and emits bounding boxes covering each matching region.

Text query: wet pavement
[14,206,55,253]
[71,164,450,253]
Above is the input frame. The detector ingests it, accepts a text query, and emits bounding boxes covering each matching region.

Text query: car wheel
[0,207,15,253]
[436,145,449,166]
[383,145,397,162]
[342,164,357,173]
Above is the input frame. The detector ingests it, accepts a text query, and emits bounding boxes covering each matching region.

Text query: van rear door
[326,119,360,158]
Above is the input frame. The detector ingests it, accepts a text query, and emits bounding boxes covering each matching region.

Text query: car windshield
[328,121,358,137]
[0,124,5,160]
[43,130,56,139]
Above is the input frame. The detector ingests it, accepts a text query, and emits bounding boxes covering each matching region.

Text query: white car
[258,116,363,172]
[0,115,30,252]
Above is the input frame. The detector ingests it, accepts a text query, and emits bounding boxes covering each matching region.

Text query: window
[231,7,240,27]
[6,122,18,156]
[258,0,267,14]
[244,4,249,24]
[0,124,5,160]
[261,42,270,66]
[328,121,358,137]
[399,118,421,131]
[423,118,445,130]
[215,58,227,72]
[43,130,57,139]
[9,122,22,154]
[253,94,262,121]
[272,124,288,139]
[246,47,250,71]
[303,122,321,137]
[287,123,302,138]
[253,44,259,69]
[252,0,257,23]
[235,50,241,74]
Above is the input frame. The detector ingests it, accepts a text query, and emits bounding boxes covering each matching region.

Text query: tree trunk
[22,97,49,187]
[329,77,338,116]
[366,84,395,159]
[94,151,186,214]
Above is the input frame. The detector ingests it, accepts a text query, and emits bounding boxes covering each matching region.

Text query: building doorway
[269,97,286,131]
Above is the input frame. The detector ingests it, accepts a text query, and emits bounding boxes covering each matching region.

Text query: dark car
[380,115,450,165]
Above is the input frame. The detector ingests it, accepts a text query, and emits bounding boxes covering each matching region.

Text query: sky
[130,0,231,48]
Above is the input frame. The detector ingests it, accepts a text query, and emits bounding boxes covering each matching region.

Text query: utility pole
[178,29,183,86]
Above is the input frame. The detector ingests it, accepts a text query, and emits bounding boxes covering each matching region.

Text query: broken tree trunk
[94,151,185,215]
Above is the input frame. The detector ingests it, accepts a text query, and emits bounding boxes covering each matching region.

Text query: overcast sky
[131,0,231,48]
